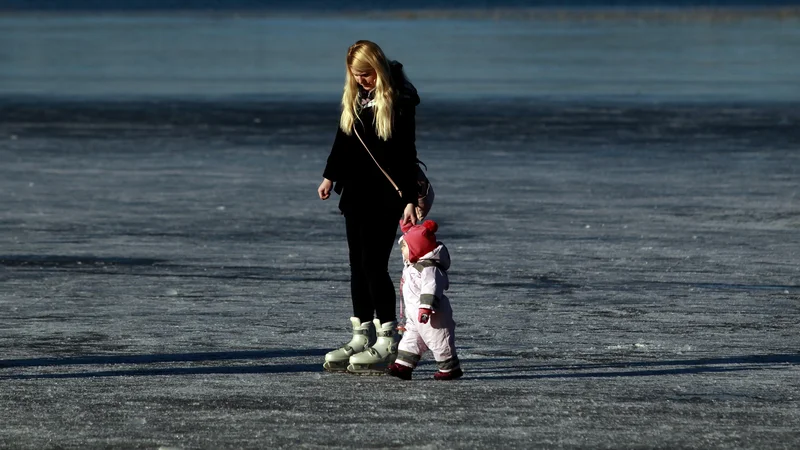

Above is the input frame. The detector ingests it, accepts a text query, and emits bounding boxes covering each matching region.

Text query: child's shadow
[463,353,800,380]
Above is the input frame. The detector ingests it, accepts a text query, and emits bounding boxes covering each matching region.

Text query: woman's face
[351,68,377,91]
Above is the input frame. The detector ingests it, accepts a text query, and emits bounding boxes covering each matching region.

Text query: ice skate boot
[323,317,375,372]
[346,319,398,375]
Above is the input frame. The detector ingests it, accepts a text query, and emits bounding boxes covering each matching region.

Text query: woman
[318,40,420,374]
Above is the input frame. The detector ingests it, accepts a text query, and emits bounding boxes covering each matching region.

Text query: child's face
[400,239,409,262]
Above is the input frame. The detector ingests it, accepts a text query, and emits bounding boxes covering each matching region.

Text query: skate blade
[346,364,388,376]
[323,361,350,372]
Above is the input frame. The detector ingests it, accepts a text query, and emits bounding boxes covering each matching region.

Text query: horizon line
[2,6,800,21]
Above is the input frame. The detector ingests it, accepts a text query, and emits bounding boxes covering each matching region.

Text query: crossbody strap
[353,127,402,197]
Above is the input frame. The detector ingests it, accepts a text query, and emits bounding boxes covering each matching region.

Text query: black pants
[344,213,399,325]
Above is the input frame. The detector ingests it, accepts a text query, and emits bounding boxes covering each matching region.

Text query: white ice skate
[346,319,398,375]
[323,317,375,372]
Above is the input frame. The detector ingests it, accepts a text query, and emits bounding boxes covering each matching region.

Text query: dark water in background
[2,0,800,11]
[0,7,797,159]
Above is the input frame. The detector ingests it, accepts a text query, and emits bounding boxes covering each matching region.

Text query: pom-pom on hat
[400,220,439,263]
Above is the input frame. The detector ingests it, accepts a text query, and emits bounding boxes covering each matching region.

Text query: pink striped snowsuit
[397,243,460,372]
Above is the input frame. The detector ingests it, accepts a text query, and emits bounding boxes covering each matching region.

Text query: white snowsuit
[397,243,460,372]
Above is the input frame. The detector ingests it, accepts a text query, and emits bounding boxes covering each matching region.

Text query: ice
[0,13,799,449]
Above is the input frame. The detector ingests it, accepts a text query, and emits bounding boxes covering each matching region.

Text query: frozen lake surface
[0,98,798,448]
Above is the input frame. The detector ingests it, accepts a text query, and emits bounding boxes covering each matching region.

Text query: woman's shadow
[0,349,329,379]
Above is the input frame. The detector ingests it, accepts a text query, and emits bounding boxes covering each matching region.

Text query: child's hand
[418,308,432,324]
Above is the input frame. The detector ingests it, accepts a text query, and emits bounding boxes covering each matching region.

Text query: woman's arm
[322,126,352,197]
[393,106,419,209]
[323,126,349,183]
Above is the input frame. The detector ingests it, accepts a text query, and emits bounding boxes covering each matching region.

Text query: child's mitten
[418,307,432,324]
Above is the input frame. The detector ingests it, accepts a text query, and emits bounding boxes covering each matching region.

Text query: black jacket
[323,61,420,217]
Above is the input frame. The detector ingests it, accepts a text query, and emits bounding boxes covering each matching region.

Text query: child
[387,220,463,381]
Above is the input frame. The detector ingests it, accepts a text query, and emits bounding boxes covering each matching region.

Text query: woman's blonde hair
[339,40,395,141]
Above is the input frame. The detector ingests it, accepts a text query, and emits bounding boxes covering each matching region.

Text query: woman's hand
[318,178,333,200]
[401,203,418,226]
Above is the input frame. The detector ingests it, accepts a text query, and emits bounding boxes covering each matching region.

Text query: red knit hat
[400,220,439,263]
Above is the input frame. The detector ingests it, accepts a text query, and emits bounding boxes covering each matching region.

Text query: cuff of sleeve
[419,294,437,308]
[402,191,416,206]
